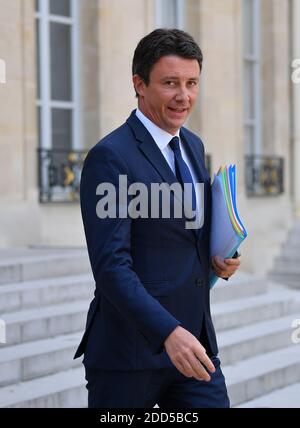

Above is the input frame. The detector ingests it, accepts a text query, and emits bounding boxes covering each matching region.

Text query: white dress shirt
[135,108,202,219]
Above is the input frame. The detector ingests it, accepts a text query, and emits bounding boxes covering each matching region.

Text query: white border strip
[0,319,6,344]
[0,58,6,84]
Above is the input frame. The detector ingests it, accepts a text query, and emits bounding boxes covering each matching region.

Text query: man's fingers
[173,350,215,381]
[195,352,216,375]
[165,328,216,381]
[176,360,194,378]
[212,259,227,279]
[212,256,227,270]
[212,256,239,278]
[189,357,211,381]
[223,265,238,275]
[176,357,210,382]
[224,258,241,266]
[211,259,222,274]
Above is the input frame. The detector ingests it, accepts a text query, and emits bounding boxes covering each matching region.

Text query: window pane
[159,0,178,27]
[243,0,254,55]
[35,19,41,99]
[244,125,254,155]
[37,106,41,146]
[244,61,255,121]
[50,0,71,17]
[52,108,72,150]
[50,22,72,101]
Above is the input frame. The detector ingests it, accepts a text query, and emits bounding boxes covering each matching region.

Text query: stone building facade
[0,0,299,275]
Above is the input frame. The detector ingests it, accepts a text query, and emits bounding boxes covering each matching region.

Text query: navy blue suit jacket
[74,110,218,370]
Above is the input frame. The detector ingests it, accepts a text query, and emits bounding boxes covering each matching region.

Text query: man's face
[133,55,200,135]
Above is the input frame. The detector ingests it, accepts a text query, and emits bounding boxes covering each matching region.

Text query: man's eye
[189,81,198,86]
[165,81,175,86]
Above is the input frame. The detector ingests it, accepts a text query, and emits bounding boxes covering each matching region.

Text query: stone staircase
[0,248,299,408]
[269,220,300,289]
[0,248,93,408]
[212,278,300,407]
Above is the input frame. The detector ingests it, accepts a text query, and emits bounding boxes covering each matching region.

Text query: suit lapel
[126,111,178,186]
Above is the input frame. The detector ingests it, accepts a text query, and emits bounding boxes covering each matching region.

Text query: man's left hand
[211,255,241,279]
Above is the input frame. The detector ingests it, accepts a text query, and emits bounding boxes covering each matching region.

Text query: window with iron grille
[35,0,83,203]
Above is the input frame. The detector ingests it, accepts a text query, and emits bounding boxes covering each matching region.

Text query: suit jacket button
[196,278,204,287]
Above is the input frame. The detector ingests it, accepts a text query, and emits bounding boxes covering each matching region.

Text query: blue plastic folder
[209,165,247,288]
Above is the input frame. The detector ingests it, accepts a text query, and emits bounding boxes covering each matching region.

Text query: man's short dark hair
[132,28,203,95]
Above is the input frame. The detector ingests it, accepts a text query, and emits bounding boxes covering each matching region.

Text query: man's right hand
[163,326,216,382]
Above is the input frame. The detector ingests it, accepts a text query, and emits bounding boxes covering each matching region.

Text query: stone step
[269,273,300,289]
[1,301,89,345]
[224,345,300,407]
[268,219,300,290]
[212,288,300,332]
[236,382,300,408]
[274,249,300,261]
[1,291,297,387]
[0,367,87,408]
[1,275,288,348]
[272,259,300,272]
[271,258,300,272]
[218,314,300,365]
[285,234,300,247]
[0,249,90,285]
[277,240,300,253]
[0,274,94,314]
[1,312,296,390]
[2,345,299,408]
[211,273,267,303]
[0,332,82,387]
[291,221,300,231]
[0,276,272,347]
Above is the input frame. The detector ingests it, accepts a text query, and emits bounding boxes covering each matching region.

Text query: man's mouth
[168,107,188,113]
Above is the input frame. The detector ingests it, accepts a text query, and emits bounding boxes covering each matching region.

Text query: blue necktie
[169,136,197,213]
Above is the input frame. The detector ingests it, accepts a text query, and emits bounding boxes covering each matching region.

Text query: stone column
[195,0,244,185]
[292,0,300,217]
[97,0,151,137]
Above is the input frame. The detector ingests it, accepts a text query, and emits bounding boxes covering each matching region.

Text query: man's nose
[175,86,189,102]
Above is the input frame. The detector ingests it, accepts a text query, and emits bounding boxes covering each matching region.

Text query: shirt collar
[135,108,180,151]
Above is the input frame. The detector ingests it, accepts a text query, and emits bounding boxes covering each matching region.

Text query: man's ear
[132,74,146,98]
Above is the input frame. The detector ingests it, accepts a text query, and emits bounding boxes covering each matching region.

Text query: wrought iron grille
[37,149,212,203]
[38,148,87,203]
[245,155,284,197]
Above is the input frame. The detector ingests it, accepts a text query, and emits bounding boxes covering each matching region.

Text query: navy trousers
[84,356,230,408]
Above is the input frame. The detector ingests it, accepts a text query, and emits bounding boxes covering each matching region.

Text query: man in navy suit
[74,28,241,408]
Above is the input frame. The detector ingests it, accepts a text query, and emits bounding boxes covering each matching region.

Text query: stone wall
[0,0,296,274]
